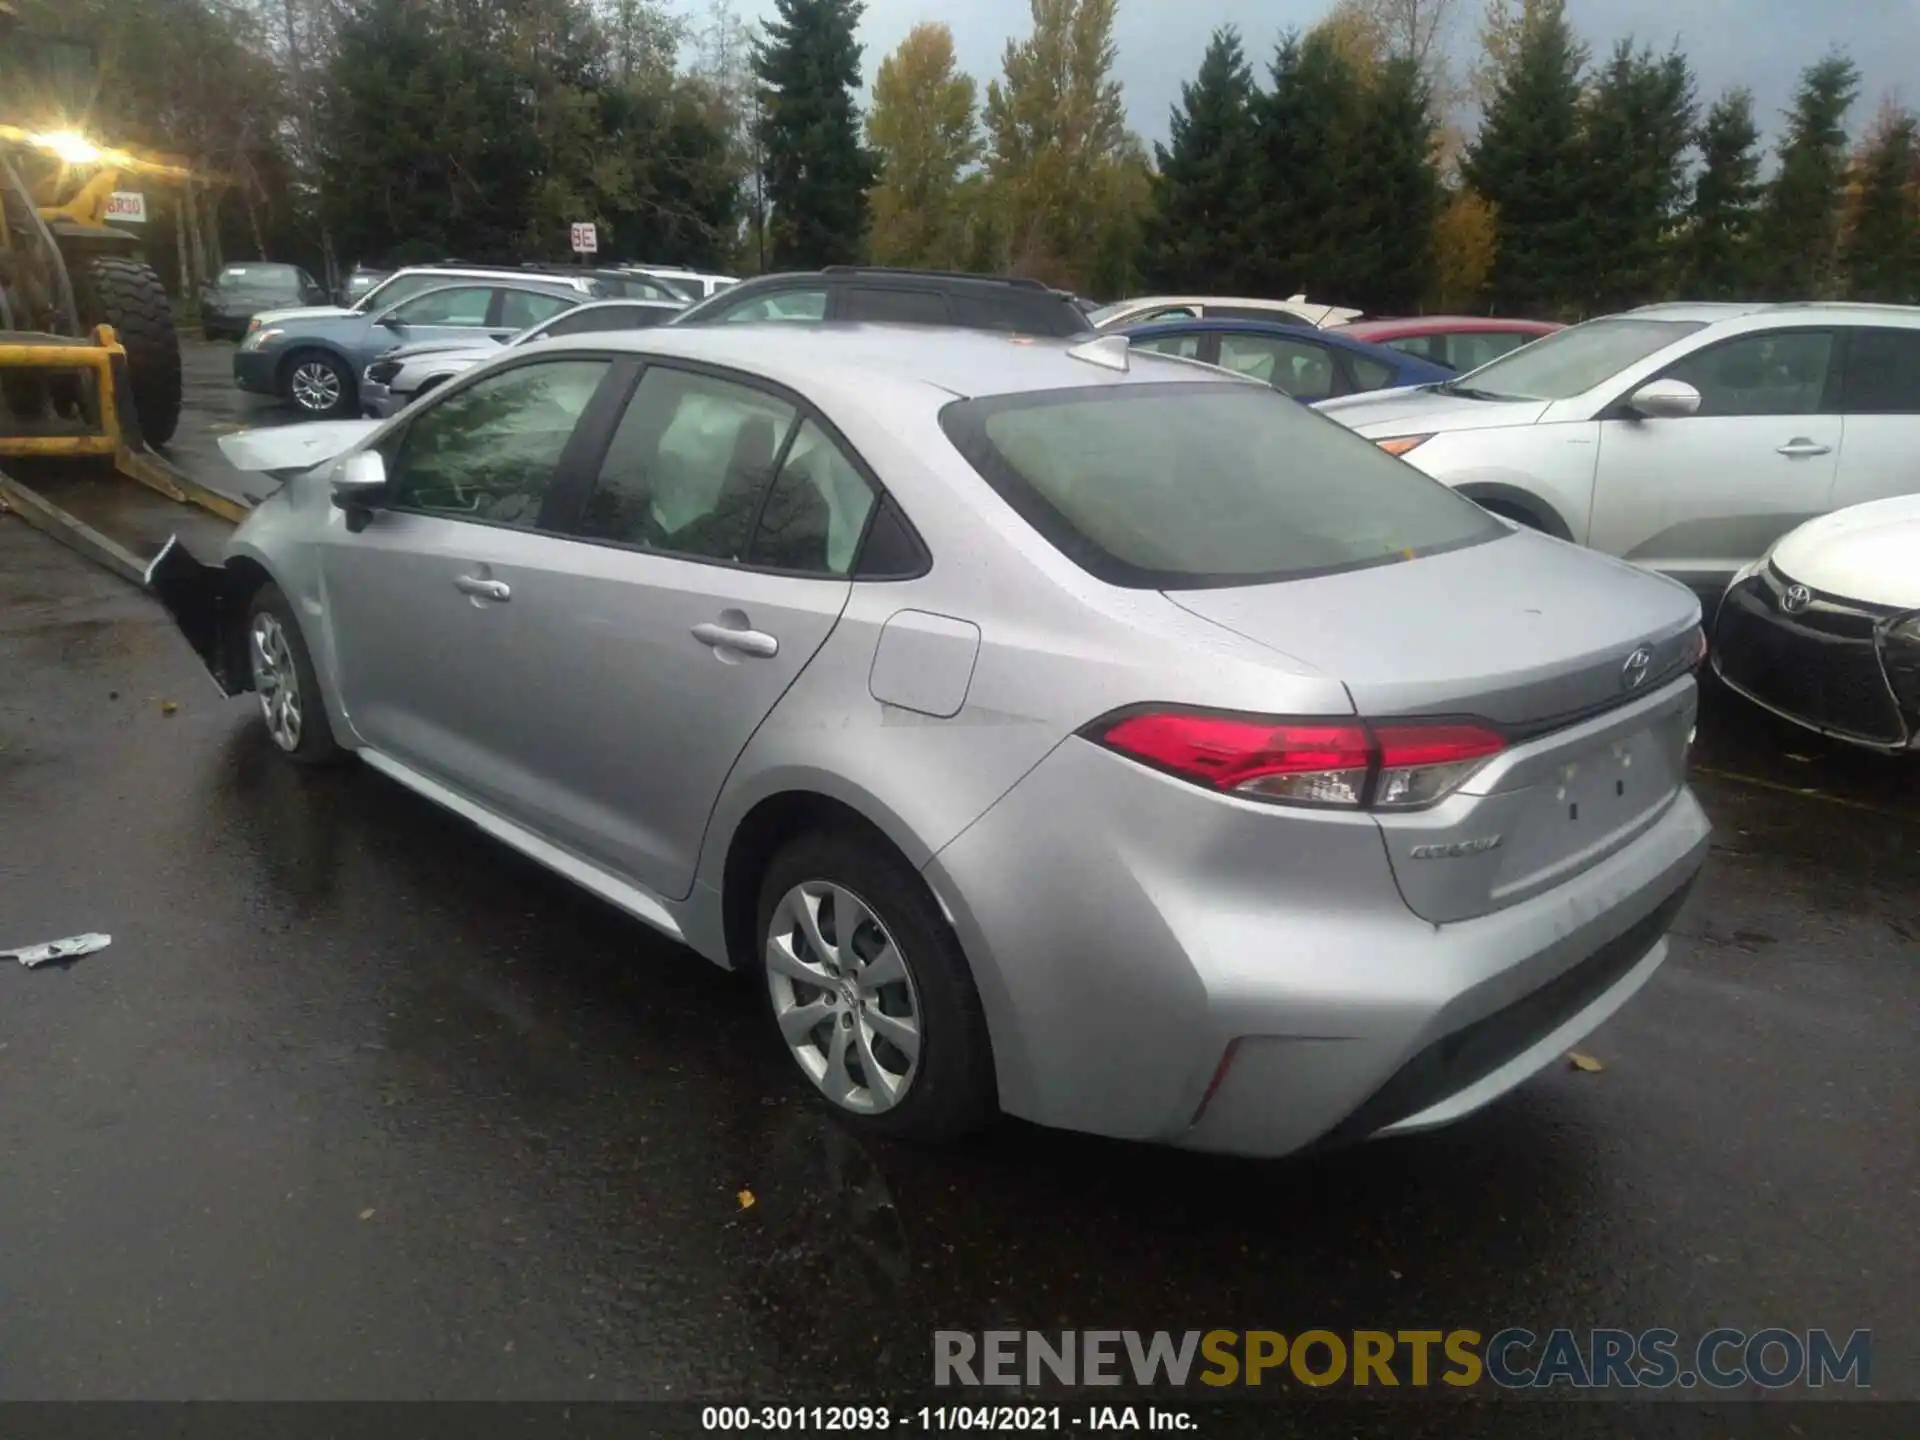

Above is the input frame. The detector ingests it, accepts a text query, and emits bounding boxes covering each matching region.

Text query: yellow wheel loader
[1,0,244,580]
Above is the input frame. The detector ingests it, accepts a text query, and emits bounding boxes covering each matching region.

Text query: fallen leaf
[1568,1051,1605,1073]
[736,1189,756,1210]
[159,700,179,716]
[359,1208,375,1220]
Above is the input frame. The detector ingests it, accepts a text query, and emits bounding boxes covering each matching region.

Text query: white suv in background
[1319,303,1920,595]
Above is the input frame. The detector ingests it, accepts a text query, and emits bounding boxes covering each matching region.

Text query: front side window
[1219,332,1336,398]
[844,287,951,326]
[389,286,493,327]
[1658,330,1835,417]
[499,289,574,331]
[383,360,610,526]
[357,271,446,313]
[713,288,828,324]
[745,420,877,575]
[574,367,798,561]
[1838,328,1920,414]
[941,381,1503,589]
[1133,331,1205,360]
[1454,316,1705,400]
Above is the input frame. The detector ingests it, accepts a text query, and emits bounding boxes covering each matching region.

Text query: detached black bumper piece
[146,535,249,696]
[1712,568,1913,749]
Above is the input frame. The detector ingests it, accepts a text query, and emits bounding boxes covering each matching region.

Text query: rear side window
[744,420,877,575]
[1385,334,1446,365]
[940,382,1503,589]
[1346,352,1395,391]
[710,288,828,324]
[844,287,951,326]
[1218,332,1335,398]
[499,289,574,330]
[1839,328,1920,414]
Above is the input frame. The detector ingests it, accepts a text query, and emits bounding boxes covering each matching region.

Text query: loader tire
[76,256,183,445]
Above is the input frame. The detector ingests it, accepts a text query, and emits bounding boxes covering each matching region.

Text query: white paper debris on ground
[4,934,112,968]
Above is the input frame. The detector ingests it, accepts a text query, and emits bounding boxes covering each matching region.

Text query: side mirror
[377,313,404,329]
[331,450,387,528]
[1627,378,1702,420]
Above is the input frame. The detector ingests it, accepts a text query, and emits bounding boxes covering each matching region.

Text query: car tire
[245,584,341,765]
[280,348,355,418]
[756,830,996,1143]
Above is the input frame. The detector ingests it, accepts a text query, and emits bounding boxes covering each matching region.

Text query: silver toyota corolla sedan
[149,324,1710,1156]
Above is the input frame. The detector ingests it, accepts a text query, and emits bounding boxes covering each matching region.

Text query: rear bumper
[1712,570,1916,750]
[926,738,1710,1158]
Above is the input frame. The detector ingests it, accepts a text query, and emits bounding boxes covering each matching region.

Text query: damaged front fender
[145,536,252,697]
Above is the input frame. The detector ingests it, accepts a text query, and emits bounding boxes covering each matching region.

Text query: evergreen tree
[982,0,1139,291]
[317,0,540,266]
[1578,41,1695,312]
[1673,89,1765,299]
[1840,107,1920,303]
[1461,0,1587,316]
[867,23,981,269]
[753,0,875,268]
[1254,29,1368,300]
[1347,54,1440,313]
[1139,26,1259,292]
[1755,53,1860,298]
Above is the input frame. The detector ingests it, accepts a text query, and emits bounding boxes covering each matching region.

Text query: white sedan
[1711,494,1920,752]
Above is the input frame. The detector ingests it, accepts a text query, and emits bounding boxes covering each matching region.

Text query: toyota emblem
[1781,583,1812,614]
[1621,645,1654,691]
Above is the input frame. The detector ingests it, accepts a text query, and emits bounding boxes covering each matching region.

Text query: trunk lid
[1167,529,1702,923]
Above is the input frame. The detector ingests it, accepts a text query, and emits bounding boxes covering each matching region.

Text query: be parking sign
[570,222,597,258]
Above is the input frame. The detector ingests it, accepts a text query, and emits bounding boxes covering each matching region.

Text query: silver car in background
[1320,302,1920,597]
[151,325,1709,1156]
[360,298,684,417]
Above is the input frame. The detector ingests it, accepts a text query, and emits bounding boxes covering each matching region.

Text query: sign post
[569,221,598,263]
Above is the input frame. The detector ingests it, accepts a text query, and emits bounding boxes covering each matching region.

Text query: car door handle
[691,621,778,658]
[454,575,511,601]
[1776,439,1832,458]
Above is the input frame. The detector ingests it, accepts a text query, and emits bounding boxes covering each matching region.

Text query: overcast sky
[729,0,1919,150]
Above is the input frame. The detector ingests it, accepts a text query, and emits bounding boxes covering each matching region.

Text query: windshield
[940,382,1504,589]
[219,263,299,288]
[1448,317,1706,401]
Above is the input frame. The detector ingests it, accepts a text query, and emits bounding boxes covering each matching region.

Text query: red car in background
[1333,315,1562,375]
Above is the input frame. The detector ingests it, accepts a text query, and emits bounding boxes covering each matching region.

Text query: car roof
[531,322,1245,404]
[1621,300,1920,329]
[723,266,1075,300]
[1118,315,1443,363]
[1338,316,1562,339]
[1110,295,1308,310]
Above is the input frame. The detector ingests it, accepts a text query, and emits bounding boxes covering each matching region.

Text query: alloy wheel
[248,611,303,752]
[289,361,341,413]
[766,881,922,1115]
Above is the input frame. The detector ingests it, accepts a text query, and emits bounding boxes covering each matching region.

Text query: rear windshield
[220,264,299,287]
[1450,317,1705,400]
[940,381,1505,589]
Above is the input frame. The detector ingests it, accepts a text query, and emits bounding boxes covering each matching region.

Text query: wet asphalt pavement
[1,344,1917,1415]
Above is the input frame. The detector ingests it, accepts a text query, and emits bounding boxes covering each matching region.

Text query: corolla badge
[1621,645,1654,692]
[1781,583,1813,614]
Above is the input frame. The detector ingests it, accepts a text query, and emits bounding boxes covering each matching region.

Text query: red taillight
[1090,709,1505,810]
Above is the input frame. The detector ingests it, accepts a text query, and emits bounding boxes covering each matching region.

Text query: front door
[1587,328,1841,591]
[1831,326,1920,511]
[529,365,873,900]
[319,355,619,824]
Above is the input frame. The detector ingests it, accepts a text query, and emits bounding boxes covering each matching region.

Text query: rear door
[529,363,869,899]
[1831,326,1920,510]
[1586,327,1841,590]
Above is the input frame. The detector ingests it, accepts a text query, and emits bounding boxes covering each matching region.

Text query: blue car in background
[1120,317,1451,403]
